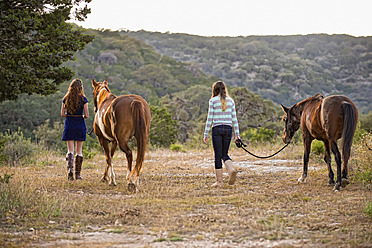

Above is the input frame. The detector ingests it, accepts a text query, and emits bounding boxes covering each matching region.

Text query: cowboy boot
[75,155,83,180]
[66,153,74,180]
[210,169,223,188]
[224,159,237,185]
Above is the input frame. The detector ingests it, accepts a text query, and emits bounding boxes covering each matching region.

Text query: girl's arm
[204,99,214,139]
[231,101,240,138]
[61,103,67,117]
[83,103,89,119]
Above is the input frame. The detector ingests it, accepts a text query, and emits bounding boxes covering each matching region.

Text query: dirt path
[1,148,371,247]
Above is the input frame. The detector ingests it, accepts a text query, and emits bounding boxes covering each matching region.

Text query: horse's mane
[289,93,323,118]
[295,93,323,108]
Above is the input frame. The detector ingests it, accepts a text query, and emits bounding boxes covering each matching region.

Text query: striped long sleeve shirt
[204,96,240,138]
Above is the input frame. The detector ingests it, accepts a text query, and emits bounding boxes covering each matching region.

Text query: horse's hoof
[329,180,335,186]
[100,177,108,183]
[297,177,307,184]
[333,185,341,192]
[341,178,349,187]
[128,182,136,192]
[109,181,117,186]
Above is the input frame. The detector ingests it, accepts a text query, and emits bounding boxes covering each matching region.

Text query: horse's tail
[341,102,357,163]
[128,100,147,183]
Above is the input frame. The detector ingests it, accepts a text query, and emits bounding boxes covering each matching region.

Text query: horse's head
[281,104,301,144]
[92,79,110,113]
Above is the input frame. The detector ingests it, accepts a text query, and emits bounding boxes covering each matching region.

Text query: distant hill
[125,31,372,113]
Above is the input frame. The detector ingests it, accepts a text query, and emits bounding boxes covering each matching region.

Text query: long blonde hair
[63,79,85,114]
[212,81,229,111]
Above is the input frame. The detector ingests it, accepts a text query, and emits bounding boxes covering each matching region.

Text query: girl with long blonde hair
[204,81,240,187]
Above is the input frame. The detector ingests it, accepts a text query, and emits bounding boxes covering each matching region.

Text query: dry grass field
[1,142,371,247]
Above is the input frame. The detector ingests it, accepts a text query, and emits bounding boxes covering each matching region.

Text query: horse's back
[321,95,357,117]
[321,95,358,139]
[111,95,151,128]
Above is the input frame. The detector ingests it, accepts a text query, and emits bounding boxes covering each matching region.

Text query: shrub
[149,105,178,147]
[311,140,325,155]
[353,122,368,144]
[0,135,6,164]
[170,144,185,152]
[82,134,100,159]
[33,119,65,152]
[0,129,36,166]
[241,127,276,142]
[359,170,372,185]
[350,133,372,186]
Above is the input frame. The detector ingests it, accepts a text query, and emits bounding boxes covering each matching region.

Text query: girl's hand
[203,137,208,144]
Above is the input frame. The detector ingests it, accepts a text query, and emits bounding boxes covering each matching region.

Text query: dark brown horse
[281,94,358,191]
[92,79,151,192]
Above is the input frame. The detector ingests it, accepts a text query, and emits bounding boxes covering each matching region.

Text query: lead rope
[235,139,289,159]
[87,128,94,135]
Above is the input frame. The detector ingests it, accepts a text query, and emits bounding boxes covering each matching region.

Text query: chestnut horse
[281,94,358,191]
[92,79,151,192]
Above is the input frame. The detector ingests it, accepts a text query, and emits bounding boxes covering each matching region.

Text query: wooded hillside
[0,28,281,143]
[1,28,371,145]
[126,31,372,113]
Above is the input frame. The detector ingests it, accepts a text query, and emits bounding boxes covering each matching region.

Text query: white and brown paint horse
[92,79,151,192]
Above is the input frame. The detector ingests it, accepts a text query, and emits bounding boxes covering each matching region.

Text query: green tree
[0,0,94,102]
[149,105,178,147]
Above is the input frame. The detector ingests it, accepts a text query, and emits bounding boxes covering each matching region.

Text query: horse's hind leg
[118,141,135,191]
[330,140,342,191]
[341,145,351,187]
[119,143,132,180]
[108,141,117,186]
[323,140,335,186]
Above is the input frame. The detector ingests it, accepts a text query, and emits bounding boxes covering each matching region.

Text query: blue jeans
[212,125,233,169]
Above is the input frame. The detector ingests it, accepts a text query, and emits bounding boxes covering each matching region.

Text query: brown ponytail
[212,81,229,111]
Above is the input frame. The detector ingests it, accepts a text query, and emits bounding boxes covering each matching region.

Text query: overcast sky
[72,0,372,37]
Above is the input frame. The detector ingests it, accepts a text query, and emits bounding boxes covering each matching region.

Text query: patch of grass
[170,236,183,241]
[107,228,125,233]
[0,172,13,183]
[359,170,372,185]
[364,201,372,218]
[153,238,167,242]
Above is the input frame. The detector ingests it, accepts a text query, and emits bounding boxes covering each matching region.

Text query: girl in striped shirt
[203,81,240,187]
